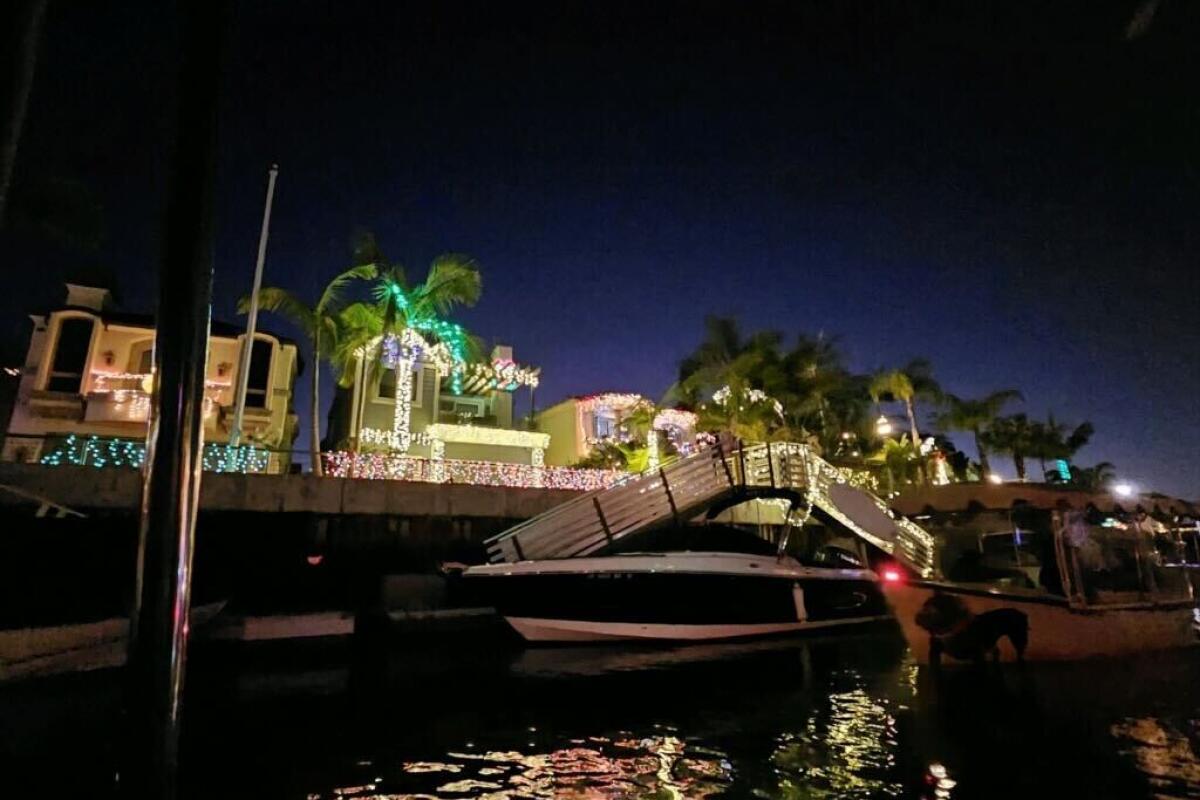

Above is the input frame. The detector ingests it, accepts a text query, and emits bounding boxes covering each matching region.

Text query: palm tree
[867,438,921,496]
[933,390,1023,480]
[675,316,785,436]
[243,264,376,475]
[773,333,855,450]
[1028,414,1095,478]
[869,359,940,449]
[371,252,482,449]
[1072,461,1117,492]
[987,413,1036,481]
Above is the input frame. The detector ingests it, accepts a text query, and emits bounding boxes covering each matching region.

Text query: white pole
[230,164,279,446]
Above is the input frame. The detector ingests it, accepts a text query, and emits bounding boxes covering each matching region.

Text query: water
[4,627,1200,798]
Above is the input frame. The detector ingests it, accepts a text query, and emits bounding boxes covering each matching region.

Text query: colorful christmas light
[38,435,269,473]
[322,450,621,491]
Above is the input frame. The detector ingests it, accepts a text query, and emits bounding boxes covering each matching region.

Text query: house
[2,284,300,471]
[534,392,698,467]
[324,339,548,469]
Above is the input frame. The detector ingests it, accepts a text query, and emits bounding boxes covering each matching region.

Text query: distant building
[324,342,547,467]
[2,284,300,470]
[534,392,697,467]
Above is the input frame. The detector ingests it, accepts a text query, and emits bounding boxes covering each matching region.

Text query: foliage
[933,390,1023,478]
[242,264,377,474]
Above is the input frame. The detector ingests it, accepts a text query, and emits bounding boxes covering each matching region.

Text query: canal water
[4,626,1200,798]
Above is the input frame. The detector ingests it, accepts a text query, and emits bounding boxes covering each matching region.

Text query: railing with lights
[321,450,622,491]
[484,440,938,576]
[12,433,279,474]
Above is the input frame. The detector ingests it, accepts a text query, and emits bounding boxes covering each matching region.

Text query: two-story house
[534,392,698,467]
[2,284,300,471]
[324,342,547,468]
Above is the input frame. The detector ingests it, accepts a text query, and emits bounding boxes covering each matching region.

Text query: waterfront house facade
[324,343,547,467]
[2,284,300,470]
[534,393,698,467]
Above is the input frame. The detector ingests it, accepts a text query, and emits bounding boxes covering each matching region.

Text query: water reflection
[772,671,904,799]
[1111,717,1200,799]
[316,734,733,799]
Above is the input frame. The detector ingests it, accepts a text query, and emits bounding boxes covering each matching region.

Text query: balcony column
[531,446,545,488]
[429,437,445,482]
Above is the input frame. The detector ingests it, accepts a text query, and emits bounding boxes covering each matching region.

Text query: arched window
[46,317,94,392]
[128,339,154,374]
[244,338,273,409]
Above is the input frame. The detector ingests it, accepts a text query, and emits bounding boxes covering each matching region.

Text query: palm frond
[316,264,378,315]
[247,287,317,339]
[411,254,482,317]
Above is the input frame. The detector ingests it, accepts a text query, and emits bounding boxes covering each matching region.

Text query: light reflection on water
[1110,717,1200,799]
[321,734,733,799]
[121,635,1200,798]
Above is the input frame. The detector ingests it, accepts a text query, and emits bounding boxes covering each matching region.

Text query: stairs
[484,441,937,577]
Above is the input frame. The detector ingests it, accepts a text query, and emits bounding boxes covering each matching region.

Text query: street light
[875,415,892,437]
[1113,483,1134,498]
[987,473,1004,485]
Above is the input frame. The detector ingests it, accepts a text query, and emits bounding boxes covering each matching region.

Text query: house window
[375,366,422,405]
[244,339,273,409]
[595,415,615,439]
[128,340,154,374]
[46,317,94,393]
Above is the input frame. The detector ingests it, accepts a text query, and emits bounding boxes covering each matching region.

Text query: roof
[55,307,299,348]
[892,483,1199,517]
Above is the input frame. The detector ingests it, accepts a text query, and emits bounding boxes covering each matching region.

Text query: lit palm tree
[933,390,1023,480]
[371,252,482,449]
[244,264,377,475]
[675,316,784,436]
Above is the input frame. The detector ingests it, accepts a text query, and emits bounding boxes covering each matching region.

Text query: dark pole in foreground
[124,2,226,797]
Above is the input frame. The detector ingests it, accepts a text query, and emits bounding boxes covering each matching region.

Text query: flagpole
[230,163,278,446]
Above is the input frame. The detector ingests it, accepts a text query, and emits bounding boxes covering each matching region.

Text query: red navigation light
[882,567,904,584]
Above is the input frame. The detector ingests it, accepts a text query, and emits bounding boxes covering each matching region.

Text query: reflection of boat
[464,442,936,643]
[883,485,1200,663]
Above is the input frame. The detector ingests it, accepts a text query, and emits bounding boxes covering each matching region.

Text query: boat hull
[886,581,1199,663]
[465,553,889,643]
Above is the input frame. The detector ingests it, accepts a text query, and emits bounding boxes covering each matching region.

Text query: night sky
[3,1,1198,498]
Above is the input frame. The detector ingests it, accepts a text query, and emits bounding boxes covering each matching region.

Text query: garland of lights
[465,358,540,392]
[576,393,651,414]
[39,434,269,474]
[323,450,621,491]
[711,385,784,418]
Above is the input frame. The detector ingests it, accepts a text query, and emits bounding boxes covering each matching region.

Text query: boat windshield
[1058,512,1196,605]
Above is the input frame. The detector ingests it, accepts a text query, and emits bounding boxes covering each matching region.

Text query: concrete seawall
[0,463,580,518]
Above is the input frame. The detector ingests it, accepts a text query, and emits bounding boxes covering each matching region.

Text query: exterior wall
[444,442,532,463]
[3,304,299,464]
[333,343,541,467]
[536,399,584,466]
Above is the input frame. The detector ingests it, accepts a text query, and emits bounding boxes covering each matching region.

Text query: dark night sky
[3,1,1198,498]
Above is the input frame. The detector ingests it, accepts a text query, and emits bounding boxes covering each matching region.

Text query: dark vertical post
[124,2,226,798]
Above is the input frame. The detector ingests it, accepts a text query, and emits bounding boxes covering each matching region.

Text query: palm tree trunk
[1014,453,1026,481]
[310,332,323,476]
[974,428,991,478]
[905,398,928,485]
[905,398,920,447]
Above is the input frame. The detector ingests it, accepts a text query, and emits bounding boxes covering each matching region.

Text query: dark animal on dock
[915,592,1028,666]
